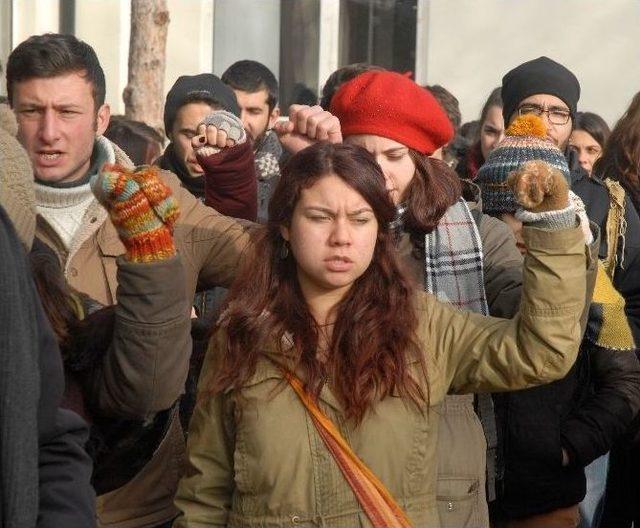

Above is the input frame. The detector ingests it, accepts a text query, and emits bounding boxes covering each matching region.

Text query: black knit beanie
[501,56,580,125]
[164,73,240,137]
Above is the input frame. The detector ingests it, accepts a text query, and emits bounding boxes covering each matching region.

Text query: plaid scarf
[409,197,489,315]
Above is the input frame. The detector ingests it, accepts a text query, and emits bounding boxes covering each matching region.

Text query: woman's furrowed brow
[303,206,373,215]
[383,146,408,155]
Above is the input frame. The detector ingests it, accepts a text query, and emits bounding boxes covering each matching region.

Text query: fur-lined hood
[0,103,36,250]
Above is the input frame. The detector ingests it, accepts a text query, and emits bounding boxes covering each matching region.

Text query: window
[279,0,320,109]
[339,0,417,74]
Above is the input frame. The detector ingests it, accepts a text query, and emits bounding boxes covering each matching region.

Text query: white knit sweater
[35,136,115,249]
[35,184,96,249]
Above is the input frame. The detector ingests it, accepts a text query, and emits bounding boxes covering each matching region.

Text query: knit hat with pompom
[475,114,570,215]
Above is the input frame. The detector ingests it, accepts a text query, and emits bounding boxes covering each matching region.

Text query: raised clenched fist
[507,160,569,213]
[273,104,343,154]
[91,164,179,262]
[192,110,247,157]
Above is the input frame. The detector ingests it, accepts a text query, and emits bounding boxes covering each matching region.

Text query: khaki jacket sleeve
[174,331,235,528]
[173,180,253,290]
[423,226,588,394]
[93,255,192,419]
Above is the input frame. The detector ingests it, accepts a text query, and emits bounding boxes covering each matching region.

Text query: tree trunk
[123,0,169,132]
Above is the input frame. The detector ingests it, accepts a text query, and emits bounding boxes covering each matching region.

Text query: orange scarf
[285,372,413,528]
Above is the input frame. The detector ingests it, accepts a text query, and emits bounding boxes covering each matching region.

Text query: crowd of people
[1,32,640,528]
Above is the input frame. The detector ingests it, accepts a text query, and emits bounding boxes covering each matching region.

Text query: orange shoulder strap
[284,371,413,528]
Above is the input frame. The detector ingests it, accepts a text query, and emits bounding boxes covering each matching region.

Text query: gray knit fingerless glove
[568,190,594,245]
[195,110,247,157]
[515,203,577,230]
[515,190,594,246]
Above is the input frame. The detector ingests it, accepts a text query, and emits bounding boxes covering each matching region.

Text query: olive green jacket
[174,226,588,528]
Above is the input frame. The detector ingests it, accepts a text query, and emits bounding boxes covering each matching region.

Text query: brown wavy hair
[593,93,640,207]
[210,142,427,422]
[403,152,462,255]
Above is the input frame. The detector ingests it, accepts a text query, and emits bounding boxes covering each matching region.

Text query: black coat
[0,206,39,528]
[36,302,96,528]
[599,406,640,527]
[493,340,640,519]
[491,159,640,518]
[570,152,640,345]
[0,207,95,528]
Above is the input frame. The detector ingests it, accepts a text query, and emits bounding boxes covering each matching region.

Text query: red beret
[330,71,454,155]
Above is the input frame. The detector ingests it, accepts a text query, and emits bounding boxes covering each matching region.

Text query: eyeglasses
[517,104,571,125]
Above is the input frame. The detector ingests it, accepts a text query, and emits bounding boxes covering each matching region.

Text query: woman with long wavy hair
[593,94,640,212]
[173,140,587,528]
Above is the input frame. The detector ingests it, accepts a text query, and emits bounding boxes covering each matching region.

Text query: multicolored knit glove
[91,164,179,263]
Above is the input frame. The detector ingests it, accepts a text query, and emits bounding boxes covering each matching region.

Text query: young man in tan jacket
[6,33,253,528]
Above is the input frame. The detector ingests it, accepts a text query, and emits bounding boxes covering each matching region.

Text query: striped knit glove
[91,164,179,263]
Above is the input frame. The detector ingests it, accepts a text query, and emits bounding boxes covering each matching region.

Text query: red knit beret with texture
[330,70,454,155]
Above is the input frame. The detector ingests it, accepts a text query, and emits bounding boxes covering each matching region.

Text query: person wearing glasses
[501,56,640,345]
[497,56,640,528]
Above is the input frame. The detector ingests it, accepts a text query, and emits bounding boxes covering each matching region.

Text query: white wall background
[74,0,216,116]
[75,0,130,116]
[4,0,640,128]
[212,0,280,79]
[419,0,640,126]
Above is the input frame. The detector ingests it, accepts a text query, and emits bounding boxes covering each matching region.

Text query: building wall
[75,0,215,116]
[165,0,214,102]
[420,0,640,126]
[75,0,130,115]
[212,0,280,79]
[11,0,59,46]
[2,0,639,128]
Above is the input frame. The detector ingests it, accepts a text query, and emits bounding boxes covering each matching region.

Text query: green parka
[174,225,589,528]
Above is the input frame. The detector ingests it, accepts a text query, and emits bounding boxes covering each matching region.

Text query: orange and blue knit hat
[475,114,570,215]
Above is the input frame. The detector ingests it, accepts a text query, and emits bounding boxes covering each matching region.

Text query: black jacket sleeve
[37,409,96,528]
[561,344,640,468]
[0,207,40,528]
